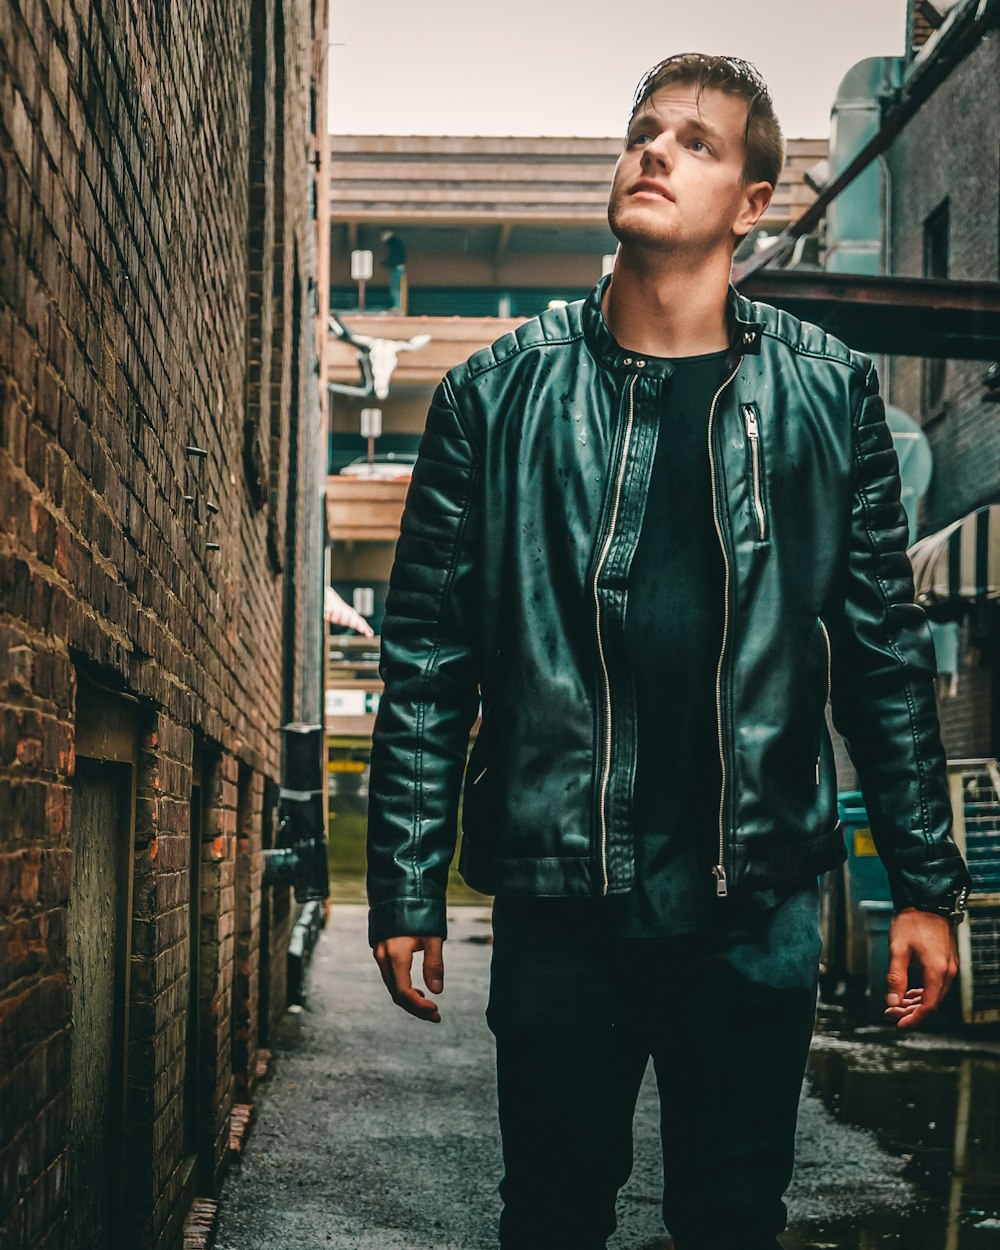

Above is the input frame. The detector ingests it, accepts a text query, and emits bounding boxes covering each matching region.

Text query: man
[366,53,973,1250]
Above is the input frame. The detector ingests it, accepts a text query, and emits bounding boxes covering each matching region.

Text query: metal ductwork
[262,722,330,903]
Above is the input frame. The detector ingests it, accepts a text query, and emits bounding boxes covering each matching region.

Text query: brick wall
[885,36,1000,529]
[883,32,1000,760]
[0,0,330,1246]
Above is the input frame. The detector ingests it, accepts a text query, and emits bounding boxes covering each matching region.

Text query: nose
[640,132,674,174]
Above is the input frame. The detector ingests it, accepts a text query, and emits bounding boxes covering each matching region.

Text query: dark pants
[486,885,822,1250]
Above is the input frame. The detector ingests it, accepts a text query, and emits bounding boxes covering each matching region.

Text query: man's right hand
[373,935,445,1023]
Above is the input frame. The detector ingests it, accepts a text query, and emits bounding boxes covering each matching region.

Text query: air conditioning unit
[948,759,1000,1024]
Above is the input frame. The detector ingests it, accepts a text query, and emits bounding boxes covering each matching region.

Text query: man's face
[607,81,771,258]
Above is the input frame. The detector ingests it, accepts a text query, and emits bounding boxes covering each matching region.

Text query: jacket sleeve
[828,357,973,913]
[365,374,482,947]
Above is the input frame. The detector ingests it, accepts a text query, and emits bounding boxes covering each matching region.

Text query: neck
[601,246,734,358]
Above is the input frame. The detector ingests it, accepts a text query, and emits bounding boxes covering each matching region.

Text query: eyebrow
[683,117,725,146]
[628,112,727,148]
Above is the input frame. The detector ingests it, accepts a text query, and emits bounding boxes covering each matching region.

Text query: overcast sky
[327,1,908,140]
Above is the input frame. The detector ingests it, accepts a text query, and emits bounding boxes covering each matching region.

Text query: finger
[918,960,948,1016]
[883,990,922,1018]
[883,985,922,1020]
[888,993,923,1018]
[894,980,949,1029]
[422,937,444,994]
[885,939,911,1007]
[897,1003,931,1029]
[395,986,441,1021]
[883,987,922,1008]
[885,1001,922,1022]
[374,943,398,997]
[394,984,441,1021]
[888,997,926,1027]
[391,951,440,1022]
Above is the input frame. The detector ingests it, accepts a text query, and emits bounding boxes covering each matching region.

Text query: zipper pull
[743,406,758,438]
[712,864,728,897]
[815,757,820,785]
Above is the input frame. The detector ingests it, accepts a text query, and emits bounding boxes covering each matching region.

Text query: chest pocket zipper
[743,404,768,542]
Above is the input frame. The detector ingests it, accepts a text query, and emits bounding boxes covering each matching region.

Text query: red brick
[0,0,331,1242]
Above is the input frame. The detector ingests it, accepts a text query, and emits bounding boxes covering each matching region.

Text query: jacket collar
[581,272,764,380]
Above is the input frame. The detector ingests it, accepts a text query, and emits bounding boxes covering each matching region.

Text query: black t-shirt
[606,346,730,936]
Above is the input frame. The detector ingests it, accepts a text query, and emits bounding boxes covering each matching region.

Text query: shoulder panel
[748,297,870,375]
[448,301,580,390]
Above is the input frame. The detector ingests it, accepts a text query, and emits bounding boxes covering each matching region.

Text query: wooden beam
[741,270,1000,360]
[326,477,409,542]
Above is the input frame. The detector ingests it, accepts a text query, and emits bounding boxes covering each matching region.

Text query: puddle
[789,1003,1000,1248]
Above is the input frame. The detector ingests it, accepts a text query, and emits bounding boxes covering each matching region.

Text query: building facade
[887,3,999,531]
[0,0,330,1246]
[884,1,999,760]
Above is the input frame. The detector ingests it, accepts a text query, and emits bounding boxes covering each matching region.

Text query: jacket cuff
[885,845,974,913]
[367,896,449,947]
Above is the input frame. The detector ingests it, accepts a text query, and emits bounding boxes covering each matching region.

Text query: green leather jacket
[365,273,973,946]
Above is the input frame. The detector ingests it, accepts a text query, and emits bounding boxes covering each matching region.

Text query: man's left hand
[884,908,959,1029]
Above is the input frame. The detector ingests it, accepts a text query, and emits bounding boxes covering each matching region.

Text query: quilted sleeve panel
[366,375,483,945]
[828,358,972,911]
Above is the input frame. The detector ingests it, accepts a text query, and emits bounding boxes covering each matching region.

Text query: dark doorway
[183,755,203,1163]
[184,746,219,1193]
[233,763,254,1100]
[68,755,134,1250]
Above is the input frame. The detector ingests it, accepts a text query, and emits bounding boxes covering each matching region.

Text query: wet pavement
[790,1005,1000,1249]
[215,904,1000,1250]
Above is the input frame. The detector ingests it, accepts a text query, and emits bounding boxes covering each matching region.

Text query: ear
[733,179,773,240]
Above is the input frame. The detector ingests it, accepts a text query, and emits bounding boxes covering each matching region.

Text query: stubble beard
[607,189,681,258]
[608,188,737,269]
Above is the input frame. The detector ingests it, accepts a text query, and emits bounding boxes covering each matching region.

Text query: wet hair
[627,53,785,189]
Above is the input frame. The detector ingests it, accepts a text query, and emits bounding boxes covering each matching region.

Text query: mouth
[629,180,674,200]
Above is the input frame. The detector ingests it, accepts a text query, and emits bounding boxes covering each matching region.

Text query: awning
[908,505,1000,604]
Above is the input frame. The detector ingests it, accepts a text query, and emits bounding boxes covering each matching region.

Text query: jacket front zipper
[708,358,745,897]
[593,373,639,895]
[743,405,767,541]
[817,618,832,783]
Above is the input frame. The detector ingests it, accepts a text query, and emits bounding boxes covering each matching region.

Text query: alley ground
[215,905,1000,1250]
